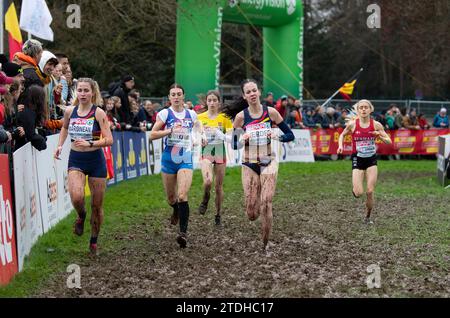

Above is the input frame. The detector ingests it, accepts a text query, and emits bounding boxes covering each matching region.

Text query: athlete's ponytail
[221,79,258,120]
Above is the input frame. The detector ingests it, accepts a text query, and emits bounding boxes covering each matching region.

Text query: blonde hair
[72,78,101,106]
[353,99,375,113]
[345,99,375,123]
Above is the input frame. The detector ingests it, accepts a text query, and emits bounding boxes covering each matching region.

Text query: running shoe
[89,243,98,256]
[215,214,221,226]
[176,232,187,248]
[73,215,86,236]
[198,203,207,215]
[364,217,374,225]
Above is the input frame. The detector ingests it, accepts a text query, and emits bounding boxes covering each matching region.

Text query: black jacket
[15,108,47,151]
[17,67,45,106]
[113,83,132,124]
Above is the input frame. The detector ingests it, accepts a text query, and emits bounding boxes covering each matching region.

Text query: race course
[1,160,448,298]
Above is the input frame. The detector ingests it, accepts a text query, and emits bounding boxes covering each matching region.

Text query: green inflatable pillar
[175,1,223,102]
[263,14,303,99]
[176,0,304,101]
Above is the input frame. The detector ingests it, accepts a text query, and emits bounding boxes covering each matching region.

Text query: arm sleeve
[277,121,295,142]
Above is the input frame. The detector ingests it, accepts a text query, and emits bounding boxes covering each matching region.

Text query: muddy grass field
[2,161,449,298]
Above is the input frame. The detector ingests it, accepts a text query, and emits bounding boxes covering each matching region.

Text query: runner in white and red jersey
[337,100,392,224]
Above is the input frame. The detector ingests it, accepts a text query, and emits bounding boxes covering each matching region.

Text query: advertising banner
[437,135,450,187]
[0,155,18,285]
[35,135,58,233]
[13,144,43,271]
[309,128,450,155]
[132,132,148,177]
[122,132,138,180]
[146,132,162,175]
[279,129,315,163]
[111,131,125,183]
[54,136,72,222]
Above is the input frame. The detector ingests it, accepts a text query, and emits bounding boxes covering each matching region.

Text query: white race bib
[246,122,271,146]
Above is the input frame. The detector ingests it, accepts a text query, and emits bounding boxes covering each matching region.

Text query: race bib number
[204,127,222,145]
[356,140,376,157]
[246,122,271,146]
[167,128,191,149]
[68,117,94,140]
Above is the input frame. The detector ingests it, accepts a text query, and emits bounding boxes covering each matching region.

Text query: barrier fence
[310,128,450,156]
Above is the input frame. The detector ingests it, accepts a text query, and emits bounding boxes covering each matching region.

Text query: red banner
[310,128,450,155]
[0,154,18,286]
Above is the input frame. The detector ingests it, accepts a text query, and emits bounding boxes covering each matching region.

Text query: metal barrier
[302,99,450,120]
[141,96,450,120]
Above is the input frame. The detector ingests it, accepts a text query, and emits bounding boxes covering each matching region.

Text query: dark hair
[221,79,258,119]
[129,92,139,100]
[27,85,47,126]
[55,53,68,59]
[169,83,184,94]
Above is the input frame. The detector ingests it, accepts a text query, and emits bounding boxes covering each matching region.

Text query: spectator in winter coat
[113,74,135,124]
[433,108,449,128]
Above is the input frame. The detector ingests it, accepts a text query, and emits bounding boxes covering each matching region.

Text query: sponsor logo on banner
[0,174,18,285]
[281,129,314,162]
[0,186,14,266]
[287,0,296,15]
[116,138,124,182]
[125,133,137,179]
[139,137,147,176]
[213,6,223,90]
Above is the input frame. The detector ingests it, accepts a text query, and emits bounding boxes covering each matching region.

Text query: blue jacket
[433,114,449,128]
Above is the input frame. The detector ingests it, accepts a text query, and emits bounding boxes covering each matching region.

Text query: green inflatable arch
[175,0,304,101]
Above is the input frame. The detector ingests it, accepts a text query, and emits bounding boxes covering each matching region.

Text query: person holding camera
[137,100,157,131]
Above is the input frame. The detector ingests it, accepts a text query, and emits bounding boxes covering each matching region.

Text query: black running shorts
[351,154,377,170]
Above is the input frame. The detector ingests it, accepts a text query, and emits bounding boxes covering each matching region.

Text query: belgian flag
[5,1,23,60]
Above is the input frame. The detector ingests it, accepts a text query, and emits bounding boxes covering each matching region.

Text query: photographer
[137,100,157,131]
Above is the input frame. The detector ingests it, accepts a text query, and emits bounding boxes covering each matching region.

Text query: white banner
[13,144,43,271]
[34,135,72,233]
[19,0,54,41]
[56,137,72,222]
[146,132,162,175]
[437,135,450,187]
[279,129,315,163]
[34,136,58,233]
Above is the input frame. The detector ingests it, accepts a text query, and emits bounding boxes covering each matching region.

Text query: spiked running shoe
[74,215,86,236]
[198,203,207,215]
[364,217,374,225]
[89,243,98,256]
[215,214,221,226]
[176,232,187,248]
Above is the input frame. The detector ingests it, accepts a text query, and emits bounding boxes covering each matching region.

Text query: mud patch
[34,189,449,298]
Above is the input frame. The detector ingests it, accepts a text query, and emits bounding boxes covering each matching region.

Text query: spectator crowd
[1,39,449,157]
